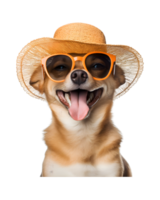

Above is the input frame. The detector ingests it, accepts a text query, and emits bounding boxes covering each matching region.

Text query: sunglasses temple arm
[41,65,45,80]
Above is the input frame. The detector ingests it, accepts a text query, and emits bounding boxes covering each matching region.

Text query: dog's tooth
[87,97,90,104]
[90,92,94,101]
[87,92,94,104]
[65,93,71,106]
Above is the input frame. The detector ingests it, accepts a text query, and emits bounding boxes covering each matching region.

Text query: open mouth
[56,88,103,121]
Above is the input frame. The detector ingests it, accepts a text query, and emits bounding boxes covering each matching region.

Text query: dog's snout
[71,70,88,85]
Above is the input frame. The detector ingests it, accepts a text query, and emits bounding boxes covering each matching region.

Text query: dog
[30,53,132,177]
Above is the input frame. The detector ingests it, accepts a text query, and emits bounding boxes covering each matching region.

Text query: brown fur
[122,157,132,177]
[30,54,132,177]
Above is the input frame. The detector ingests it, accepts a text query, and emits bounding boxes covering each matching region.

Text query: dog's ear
[113,65,125,88]
[29,65,45,93]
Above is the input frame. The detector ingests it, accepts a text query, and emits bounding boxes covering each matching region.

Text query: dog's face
[30,53,125,123]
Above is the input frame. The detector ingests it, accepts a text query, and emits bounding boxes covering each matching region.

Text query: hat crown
[53,23,106,44]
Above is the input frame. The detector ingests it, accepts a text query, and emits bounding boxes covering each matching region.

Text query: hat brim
[16,38,143,100]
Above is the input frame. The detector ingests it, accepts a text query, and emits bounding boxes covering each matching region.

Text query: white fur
[43,158,120,177]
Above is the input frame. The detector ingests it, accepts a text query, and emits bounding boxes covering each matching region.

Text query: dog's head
[30,53,125,123]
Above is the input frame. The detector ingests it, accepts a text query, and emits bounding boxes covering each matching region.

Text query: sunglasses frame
[41,51,116,83]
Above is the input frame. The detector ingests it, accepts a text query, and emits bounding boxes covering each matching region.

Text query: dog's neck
[45,101,113,145]
[44,101,122,163]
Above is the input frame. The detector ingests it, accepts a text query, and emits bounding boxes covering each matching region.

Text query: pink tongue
[69,90,89,121]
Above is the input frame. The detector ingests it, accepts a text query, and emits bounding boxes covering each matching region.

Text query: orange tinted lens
[85,53,111,78]
[46,55,72,81]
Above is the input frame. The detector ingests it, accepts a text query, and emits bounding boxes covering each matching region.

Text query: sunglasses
[41,51,116,83]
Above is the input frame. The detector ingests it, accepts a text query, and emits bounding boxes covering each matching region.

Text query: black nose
[71,70,88,85]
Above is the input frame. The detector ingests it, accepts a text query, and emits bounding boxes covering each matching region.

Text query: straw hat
[16,23,143,100]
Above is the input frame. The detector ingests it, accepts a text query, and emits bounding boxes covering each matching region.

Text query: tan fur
[30,54,132,177]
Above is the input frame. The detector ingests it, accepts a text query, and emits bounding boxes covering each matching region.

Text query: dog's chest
[43,158,120,177]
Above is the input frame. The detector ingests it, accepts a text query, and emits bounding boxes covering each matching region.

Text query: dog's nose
[71,70,88,85]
